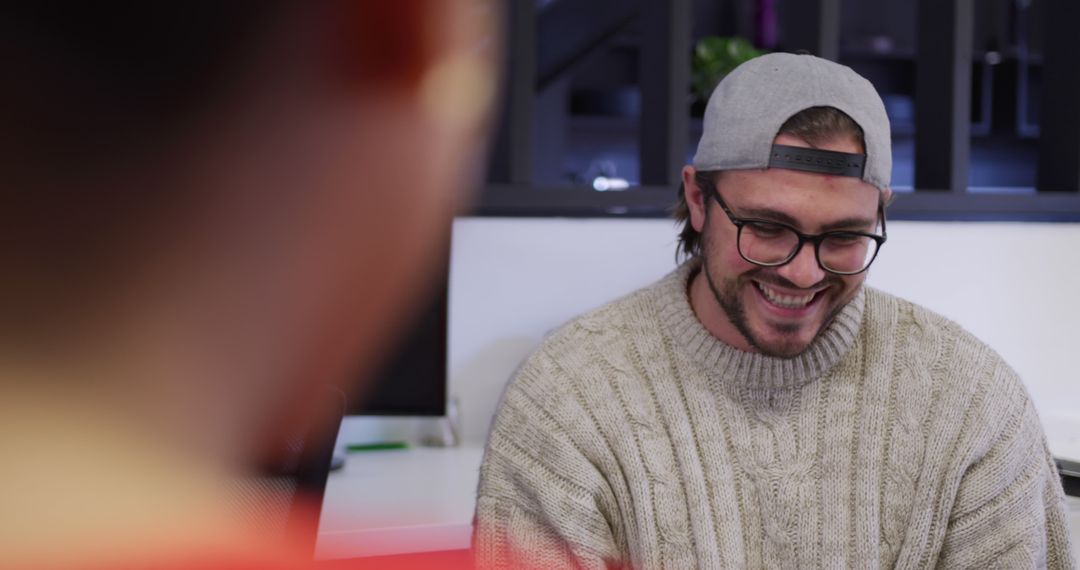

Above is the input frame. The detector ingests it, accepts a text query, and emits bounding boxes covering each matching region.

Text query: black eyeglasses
[707,187,887,276]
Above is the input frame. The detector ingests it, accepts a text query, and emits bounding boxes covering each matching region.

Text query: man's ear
[328,1,496,97]
[881,186,894,207]
[325,2,437,92]
[683,165,709,232]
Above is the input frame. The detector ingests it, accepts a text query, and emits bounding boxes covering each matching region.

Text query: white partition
[448,218,680,444]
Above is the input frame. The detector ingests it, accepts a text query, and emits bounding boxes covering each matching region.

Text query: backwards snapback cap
[691,52,892,191]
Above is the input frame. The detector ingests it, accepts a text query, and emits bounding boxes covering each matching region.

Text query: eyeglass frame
[704,184,888,276]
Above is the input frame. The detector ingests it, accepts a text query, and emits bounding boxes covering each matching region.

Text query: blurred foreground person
[0,2,496,568]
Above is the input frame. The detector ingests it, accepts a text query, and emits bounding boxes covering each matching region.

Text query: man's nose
[776,242,826,289]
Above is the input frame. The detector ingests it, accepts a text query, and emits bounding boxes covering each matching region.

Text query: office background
[323,0,1080,560]
[341,0,1079,459]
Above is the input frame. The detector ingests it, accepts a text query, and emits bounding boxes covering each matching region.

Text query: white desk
[1052,438,1080,466]
[315,446,484,560]
[313,444,1079,561]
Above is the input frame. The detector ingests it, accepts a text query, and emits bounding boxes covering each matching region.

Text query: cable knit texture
[473,262,1076,569]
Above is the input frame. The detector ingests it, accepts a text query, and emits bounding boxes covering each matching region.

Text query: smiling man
[686,127,886,359]
[474,53,1075,569]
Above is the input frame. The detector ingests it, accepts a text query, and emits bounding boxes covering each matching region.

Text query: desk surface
[1052,439,1080,465]
[316,445,484,560]
[315,445,1079,561]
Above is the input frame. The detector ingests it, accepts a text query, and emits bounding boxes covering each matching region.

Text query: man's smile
[751,279,828,316]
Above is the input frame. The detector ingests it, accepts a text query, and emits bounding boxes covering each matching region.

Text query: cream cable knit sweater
[473,262,1075,569]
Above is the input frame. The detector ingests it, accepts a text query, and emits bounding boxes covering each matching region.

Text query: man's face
[687,134,885,357]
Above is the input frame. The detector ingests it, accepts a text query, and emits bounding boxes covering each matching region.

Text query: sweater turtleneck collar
[655,260,865,390]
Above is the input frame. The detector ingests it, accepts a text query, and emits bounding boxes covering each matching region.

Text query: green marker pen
[345,441,410,452]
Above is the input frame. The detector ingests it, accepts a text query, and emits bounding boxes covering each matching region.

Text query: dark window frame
[478,0,1080,224]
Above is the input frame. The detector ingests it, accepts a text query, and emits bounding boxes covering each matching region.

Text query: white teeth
[756,282,815,309]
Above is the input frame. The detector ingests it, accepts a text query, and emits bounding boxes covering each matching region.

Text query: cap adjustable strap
[768,144,866,178]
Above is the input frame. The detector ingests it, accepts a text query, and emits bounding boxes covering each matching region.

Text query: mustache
[742,268,841,292]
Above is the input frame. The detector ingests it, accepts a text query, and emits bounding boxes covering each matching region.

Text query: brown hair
[673,106,866,259]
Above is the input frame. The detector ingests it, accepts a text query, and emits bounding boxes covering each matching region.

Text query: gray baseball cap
[691,52,892,192]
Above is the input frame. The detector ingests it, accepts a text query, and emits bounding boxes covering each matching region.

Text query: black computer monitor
[345,264,449,417]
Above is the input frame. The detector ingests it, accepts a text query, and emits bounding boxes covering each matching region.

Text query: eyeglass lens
[739,222,880,274]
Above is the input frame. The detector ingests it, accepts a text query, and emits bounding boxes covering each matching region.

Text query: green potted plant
[691,36,766,115]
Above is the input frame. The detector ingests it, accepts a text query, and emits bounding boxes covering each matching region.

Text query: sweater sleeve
[937,396,1077,569]
[473,354,622,570]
